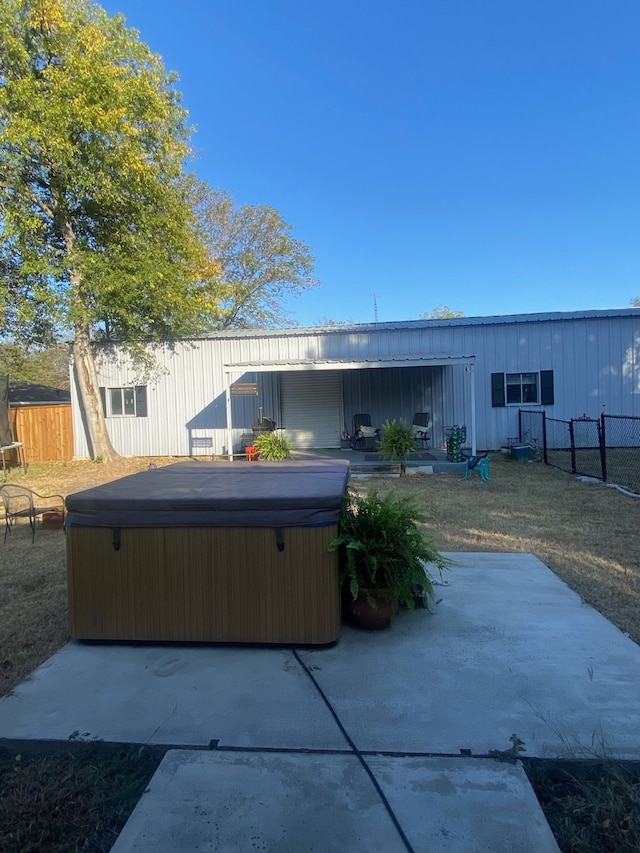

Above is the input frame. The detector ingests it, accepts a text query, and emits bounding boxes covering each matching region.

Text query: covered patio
[223,354,478,460]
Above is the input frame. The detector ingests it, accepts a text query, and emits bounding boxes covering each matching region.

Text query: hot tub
[65,459,349,645]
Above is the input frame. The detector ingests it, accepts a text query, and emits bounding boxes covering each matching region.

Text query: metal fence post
[600,413,607,482]
[518,409,523,442]
[569,420,576,474]
[542,412,548,465]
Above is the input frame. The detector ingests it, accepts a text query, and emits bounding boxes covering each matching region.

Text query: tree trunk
[59,212,118,462]
[73,326,118,462]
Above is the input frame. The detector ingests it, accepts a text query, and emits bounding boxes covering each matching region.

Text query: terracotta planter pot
[41,509,64,530]
[348,588,394,630]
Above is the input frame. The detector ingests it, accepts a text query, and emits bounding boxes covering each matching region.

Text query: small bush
[254,430,292,460]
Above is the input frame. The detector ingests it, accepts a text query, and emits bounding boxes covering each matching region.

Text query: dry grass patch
[0,744,162,853]
[526,759,640,853]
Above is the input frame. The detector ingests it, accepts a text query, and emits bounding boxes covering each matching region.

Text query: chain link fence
[518,410,640,494]
[601,415,640,494]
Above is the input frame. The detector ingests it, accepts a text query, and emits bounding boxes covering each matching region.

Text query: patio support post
[468,362,477,455]
[225,370,233,461]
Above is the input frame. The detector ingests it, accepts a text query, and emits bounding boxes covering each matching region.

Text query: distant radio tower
[373,292,379,323]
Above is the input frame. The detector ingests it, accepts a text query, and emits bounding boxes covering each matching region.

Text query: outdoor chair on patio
[352,413,380,451]
[0,484,65,543]
[411,412,430,449]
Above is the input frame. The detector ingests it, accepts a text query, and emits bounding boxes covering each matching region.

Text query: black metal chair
[0,484,65,543]
[411,412,430,448]
[352,414,380,451]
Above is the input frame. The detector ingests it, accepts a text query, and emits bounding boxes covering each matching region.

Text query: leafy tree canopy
[191,182,317,329]
[0,0,222,458]
[0,0,216,346]
[421,305,465,319]
[0,342,70,389]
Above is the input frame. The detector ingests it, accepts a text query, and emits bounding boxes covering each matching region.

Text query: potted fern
[377,418,418,475]
[329,489,450,629]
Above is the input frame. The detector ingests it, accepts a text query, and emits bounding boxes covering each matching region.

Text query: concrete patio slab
[300,552,640,759]
[3,551,637,853]
[0,553,638,759]
[0,644,344,749]
[110,750,560,853]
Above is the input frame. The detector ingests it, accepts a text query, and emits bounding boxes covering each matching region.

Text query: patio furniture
[1,484,65,543]
[461,454,490,483]
[0,375,27,481]
[411,412,430,448]
[352,414,380,451]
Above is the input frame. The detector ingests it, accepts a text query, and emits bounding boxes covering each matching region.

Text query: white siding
[71,310,640,457]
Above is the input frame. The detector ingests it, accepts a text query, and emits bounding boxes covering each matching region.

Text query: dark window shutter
[135,386,148,417]
[99,386,107,416]
[540,370,554,405]
[491,373,505,407]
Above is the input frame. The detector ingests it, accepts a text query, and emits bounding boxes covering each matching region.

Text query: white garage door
[280,371,343,448]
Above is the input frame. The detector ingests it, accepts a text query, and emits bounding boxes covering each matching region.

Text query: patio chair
[461,454,490,483]
[352,413,380,451]
[0,484,65,543]
[411,412,430,448]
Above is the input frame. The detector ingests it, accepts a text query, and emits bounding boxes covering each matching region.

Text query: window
[99,386,148,417]
[506,372,538,405]
[491,371,554,407]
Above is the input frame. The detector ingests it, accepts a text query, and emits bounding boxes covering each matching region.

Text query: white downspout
[225,370,233,461]
[469,361,477,455]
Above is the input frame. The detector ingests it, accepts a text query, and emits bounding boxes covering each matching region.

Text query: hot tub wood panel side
[66,525,340,645]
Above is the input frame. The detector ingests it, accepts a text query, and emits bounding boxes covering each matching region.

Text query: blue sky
[102,0,640,326]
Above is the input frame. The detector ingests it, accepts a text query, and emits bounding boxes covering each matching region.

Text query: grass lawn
[0,453,639,851]
[0,744,162,853]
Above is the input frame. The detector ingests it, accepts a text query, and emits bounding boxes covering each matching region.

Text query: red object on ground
[246,445,259,461]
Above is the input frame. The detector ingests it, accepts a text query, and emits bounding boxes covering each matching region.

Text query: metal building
[70,308,640,458]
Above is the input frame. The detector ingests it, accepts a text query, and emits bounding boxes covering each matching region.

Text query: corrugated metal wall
[71,313,640,457]
[342,366,435,439]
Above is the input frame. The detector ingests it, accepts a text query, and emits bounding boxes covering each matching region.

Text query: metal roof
[224,354,475,371]
[208,307,640,342]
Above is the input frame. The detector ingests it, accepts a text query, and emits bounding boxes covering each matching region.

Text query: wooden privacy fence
[11,404,74,463]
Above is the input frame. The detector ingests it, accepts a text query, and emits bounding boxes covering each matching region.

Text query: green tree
[421,306,465,319]
[192,183,317,329]
[0,0,215,460]
[0,342,70,388]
